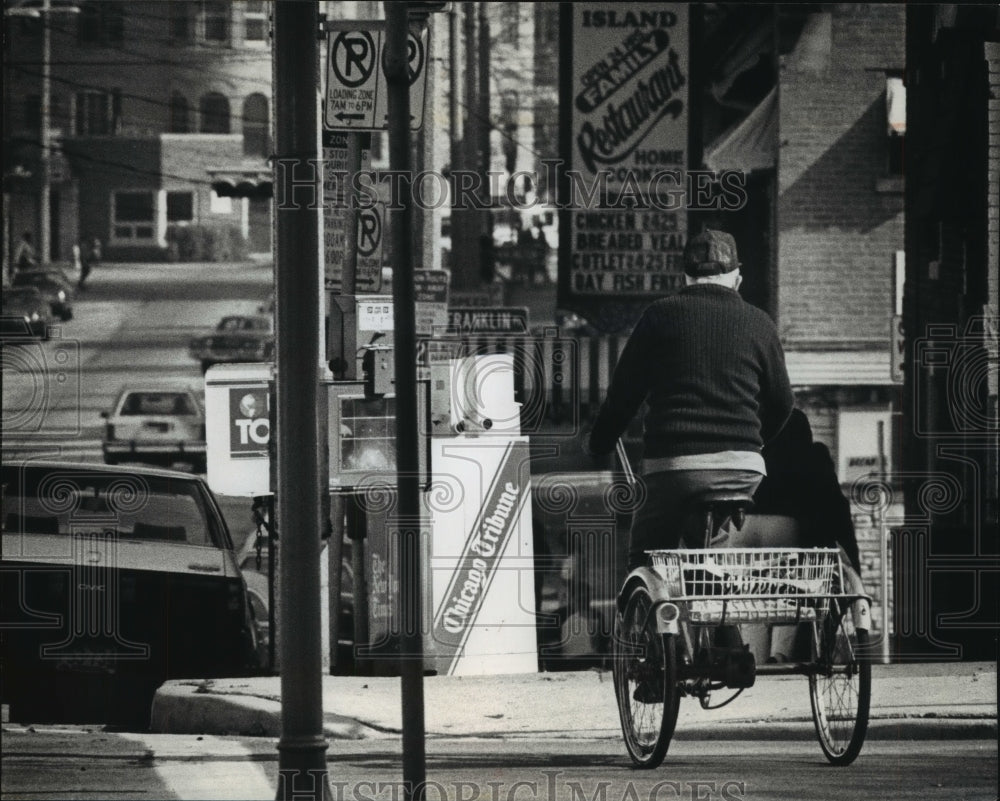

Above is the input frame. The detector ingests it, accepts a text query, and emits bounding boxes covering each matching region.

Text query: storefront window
[113,191,155,241]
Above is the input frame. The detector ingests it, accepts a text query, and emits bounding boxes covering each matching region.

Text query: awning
[785,350,896,387]
[207,167,272,198]
[704,87,777,172]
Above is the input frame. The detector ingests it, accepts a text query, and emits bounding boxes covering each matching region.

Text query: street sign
[323,131,382,292]
[325,24,428,131]
[414,269,450,336]
[447,307,529,334]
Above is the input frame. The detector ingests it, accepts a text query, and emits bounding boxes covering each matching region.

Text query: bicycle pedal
[632,679,662,704]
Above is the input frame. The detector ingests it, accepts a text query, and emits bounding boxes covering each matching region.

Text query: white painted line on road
[117,733,274,800]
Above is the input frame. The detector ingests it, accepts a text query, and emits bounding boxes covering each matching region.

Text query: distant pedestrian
[13,232,38,274]
[78,236,101,290]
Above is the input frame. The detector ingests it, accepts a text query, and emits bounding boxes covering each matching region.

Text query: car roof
[111,385,204,409]
[0,459,205,482]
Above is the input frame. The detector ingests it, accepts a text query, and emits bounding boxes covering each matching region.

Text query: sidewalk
[151,662,997,741]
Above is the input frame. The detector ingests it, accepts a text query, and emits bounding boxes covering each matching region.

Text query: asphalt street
[1,727,996,801]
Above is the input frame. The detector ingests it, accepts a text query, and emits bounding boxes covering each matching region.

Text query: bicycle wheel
[613,584,680,768]
[809,599,872,765]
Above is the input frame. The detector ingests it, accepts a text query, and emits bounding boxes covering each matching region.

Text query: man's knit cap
[683,229,741,276]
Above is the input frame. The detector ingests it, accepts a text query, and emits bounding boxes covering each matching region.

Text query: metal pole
[273,2,330,799]
[40,0,52,263]
[449,6,460,177]
[384,4,426,798]
[327,132,363,670]
[877,420,890,664]
[455,0,479,289]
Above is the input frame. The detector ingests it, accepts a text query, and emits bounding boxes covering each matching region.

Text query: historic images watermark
[278,770,747,801]
[272,161,749,214]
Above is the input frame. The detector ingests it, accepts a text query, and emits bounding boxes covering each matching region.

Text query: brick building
[4,0,273,264]
[773,6,907,637]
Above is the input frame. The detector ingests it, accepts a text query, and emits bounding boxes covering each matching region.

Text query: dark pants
[628,469,764,569]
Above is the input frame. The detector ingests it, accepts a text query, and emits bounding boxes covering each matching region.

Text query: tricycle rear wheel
[809,600,871,765]
[613,584,680,768]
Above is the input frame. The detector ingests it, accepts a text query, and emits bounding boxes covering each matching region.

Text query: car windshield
[120,392,197,415]
[2,466,222,548]
[218,317,267,332]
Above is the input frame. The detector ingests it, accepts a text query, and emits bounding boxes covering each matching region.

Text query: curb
[150,684,996,741]
[150,683,367,740]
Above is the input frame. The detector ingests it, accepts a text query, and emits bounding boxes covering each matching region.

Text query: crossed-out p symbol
[331,30,376,88]
[358,207,381,257]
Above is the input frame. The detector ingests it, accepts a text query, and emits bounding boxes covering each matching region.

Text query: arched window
[242,93,269,156]
[169,92,190,133]
[199,92,230,134]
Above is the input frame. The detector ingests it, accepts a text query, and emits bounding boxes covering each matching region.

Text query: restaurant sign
[559,4,690,329]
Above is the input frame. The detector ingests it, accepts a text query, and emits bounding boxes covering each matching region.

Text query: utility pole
[384,5,427,798]
[477,1,492,270]
[453,0,480,289]
[40,0,52,263]
[273,2,330,799]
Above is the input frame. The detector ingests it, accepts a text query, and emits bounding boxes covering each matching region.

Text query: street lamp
[6,0,80,265]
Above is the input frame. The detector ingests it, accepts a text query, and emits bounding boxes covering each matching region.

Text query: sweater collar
[678,283,741,298]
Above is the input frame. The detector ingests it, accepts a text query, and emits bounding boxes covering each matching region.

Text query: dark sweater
[588,284,794,459]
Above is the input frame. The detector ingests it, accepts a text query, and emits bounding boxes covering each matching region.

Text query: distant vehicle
[0,461,258,726]
[1,286,50,340]
[101,384,206,472]
[12,268,74,321]
[189,314,274,373]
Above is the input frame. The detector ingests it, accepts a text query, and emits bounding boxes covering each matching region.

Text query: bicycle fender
[853,596,872,633]
[618,567,681,635]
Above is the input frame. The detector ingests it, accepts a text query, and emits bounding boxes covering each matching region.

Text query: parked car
[1,286,50,340]
[101,384,207,472]
[0,461,258,726]
[12,268,74,321]
[189,314,274,373]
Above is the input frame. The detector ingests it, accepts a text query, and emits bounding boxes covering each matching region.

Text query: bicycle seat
[692,490,755,510]
[690,491,755,536]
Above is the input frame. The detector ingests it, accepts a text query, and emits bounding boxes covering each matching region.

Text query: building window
[242,93,269,156]
[199,1,229,43]
[169,0,190,43]
[538,6,559,45]
[244,0,267,43]
[77,1,124,45]
[50,94,69,133]
[199,92,230,133]
[499,3,520,47]
[886,75,905,177]
[169,92,191,133]
[210,191,233,214]
[74,90,117,135]
[113,191,156,241]
[166,191,194,223]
